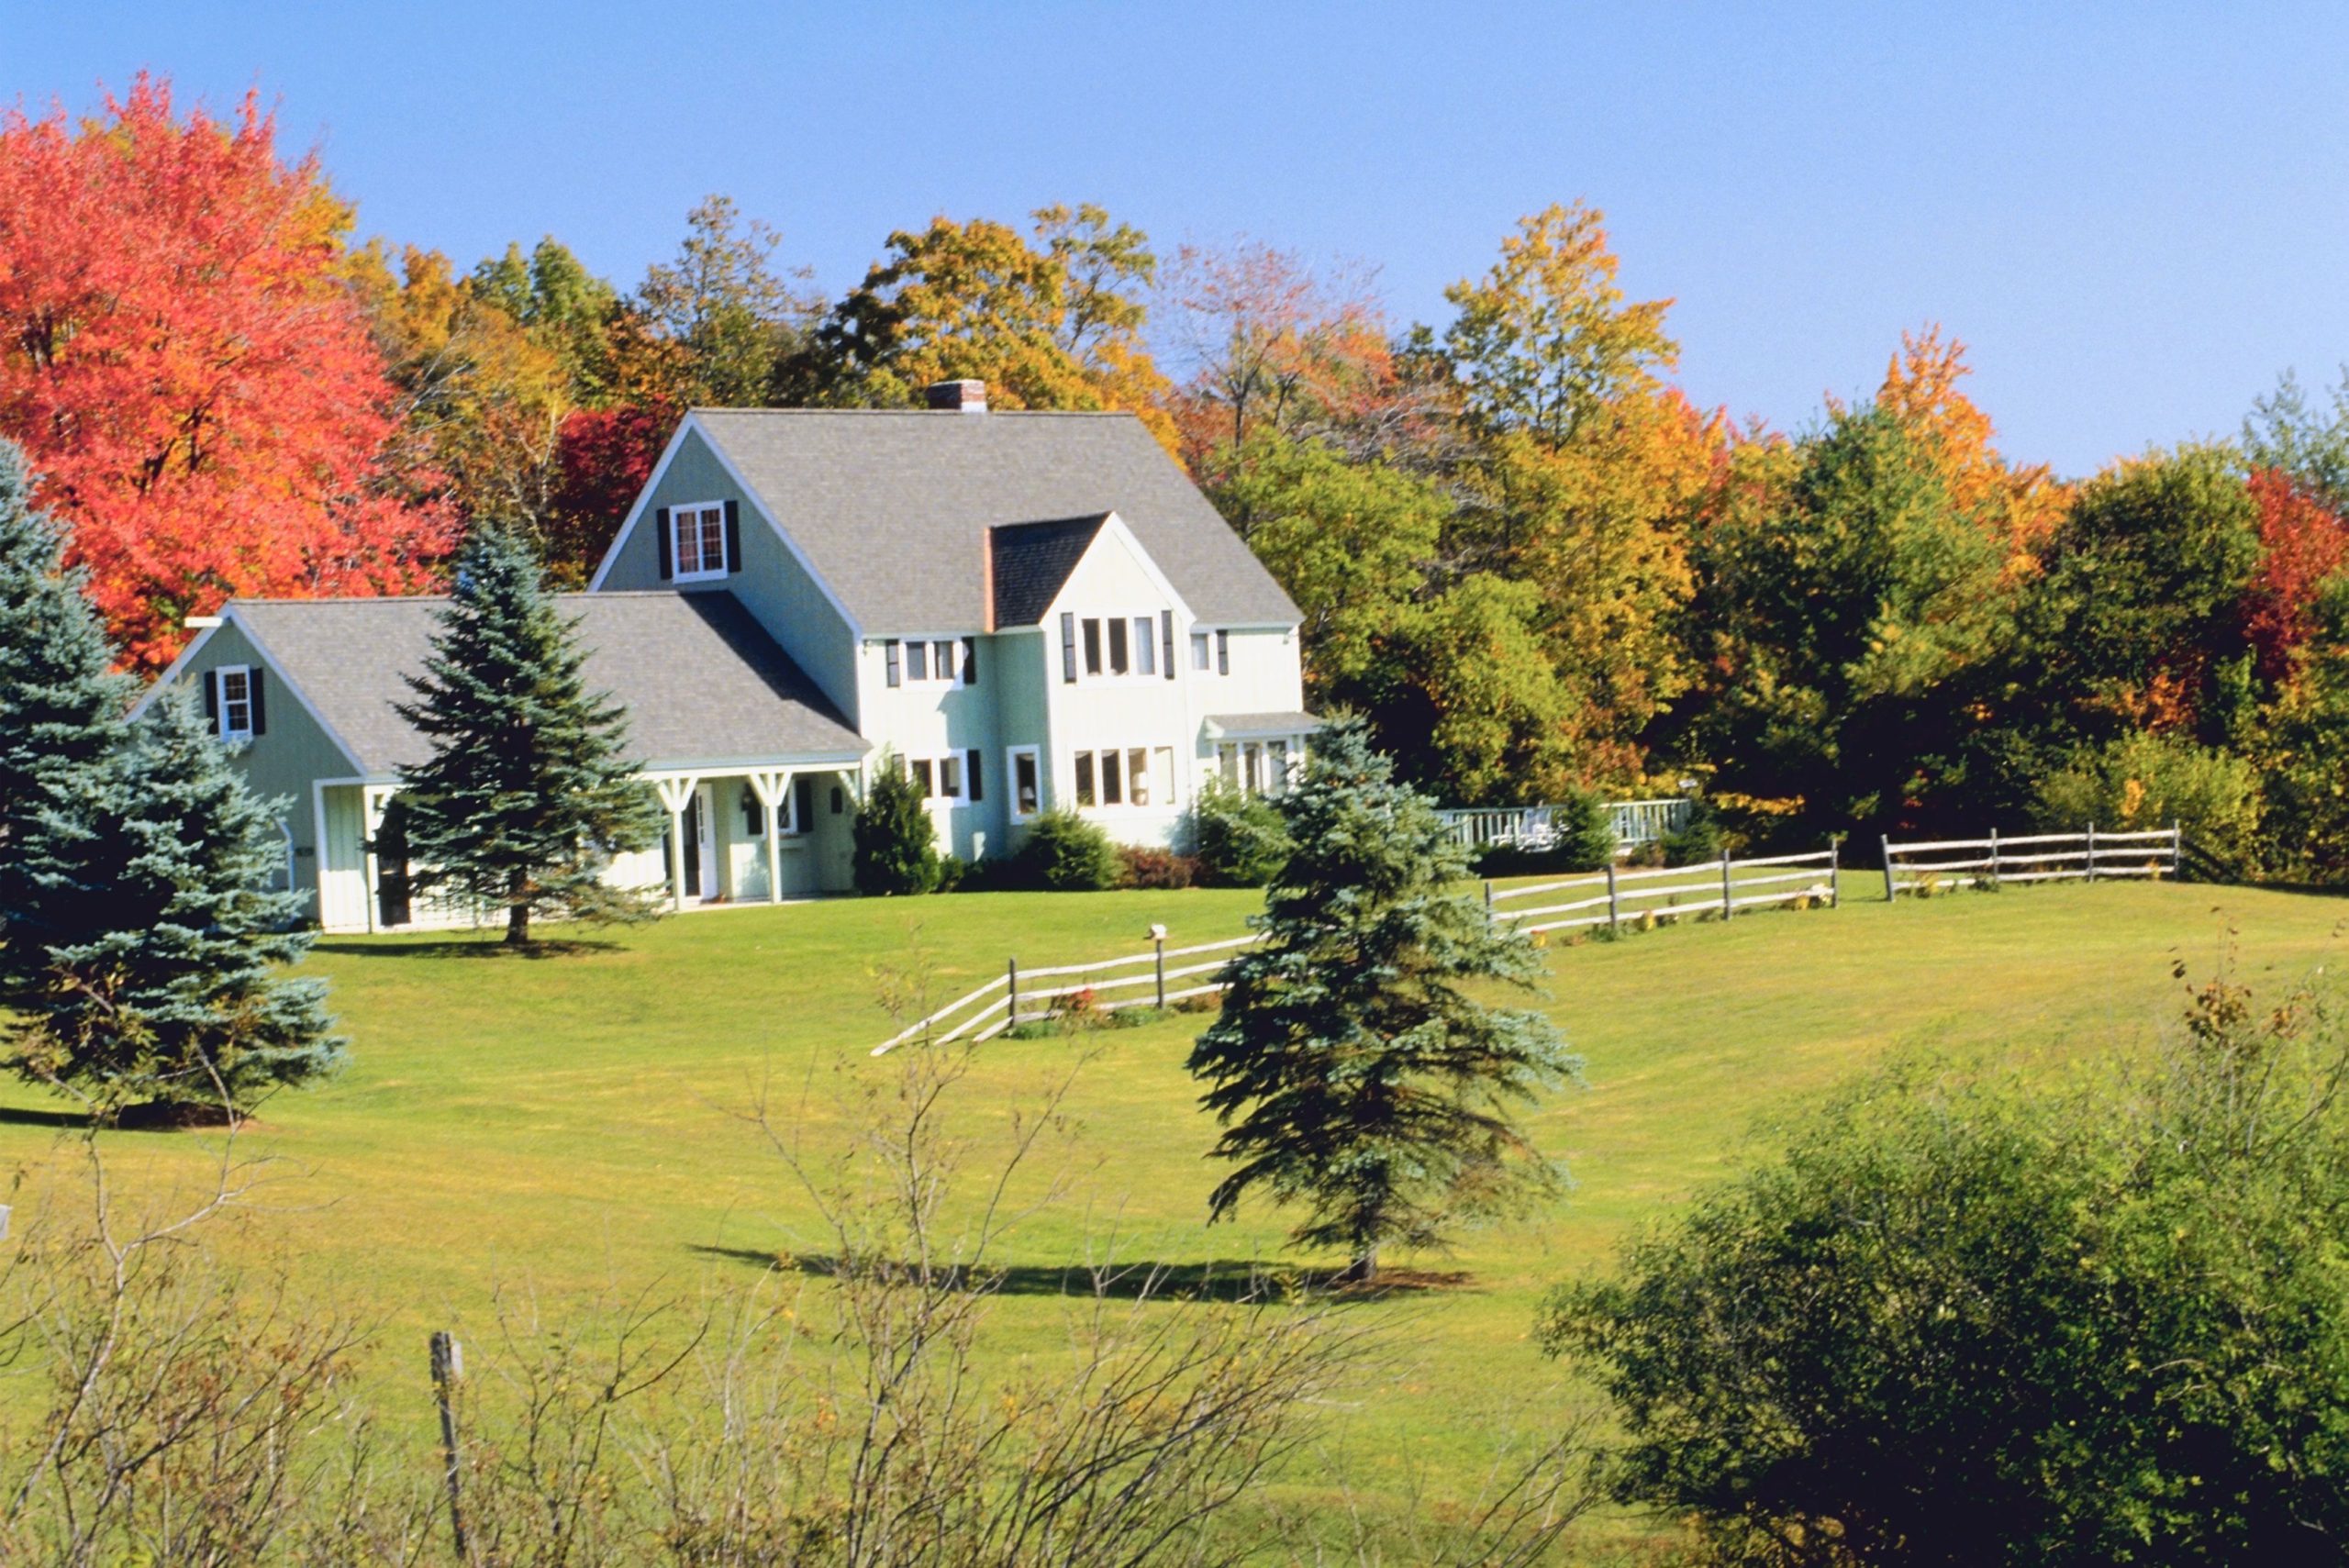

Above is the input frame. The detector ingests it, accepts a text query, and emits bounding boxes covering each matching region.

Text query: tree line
[6,77,2347,875]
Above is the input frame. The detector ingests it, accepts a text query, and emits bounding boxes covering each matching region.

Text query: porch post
[362,786,393,935]
[653,776,697,912]
[747,770,790,906]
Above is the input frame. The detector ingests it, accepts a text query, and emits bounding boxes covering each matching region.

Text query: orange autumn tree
[0,76,453,670]
[1868,327,2067,571]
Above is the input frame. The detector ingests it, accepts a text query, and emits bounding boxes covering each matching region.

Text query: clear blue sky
[12,1,2349,476]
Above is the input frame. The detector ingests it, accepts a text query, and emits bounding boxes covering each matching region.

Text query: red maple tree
[2244,465,2349,684]
[0,76,454,670]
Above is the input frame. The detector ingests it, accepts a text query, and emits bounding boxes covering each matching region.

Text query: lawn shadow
[689,1246,1473,1301]
[0,1105,91,1130]
[310,937,625,961]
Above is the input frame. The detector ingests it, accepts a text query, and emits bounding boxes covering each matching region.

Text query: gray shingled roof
[989,515,1108,628]
[687,409,1301,633]
[1203,711,1324,740]
[229,591,866,778]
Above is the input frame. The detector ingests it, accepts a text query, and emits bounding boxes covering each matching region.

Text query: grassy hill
[0,873,2341,1553]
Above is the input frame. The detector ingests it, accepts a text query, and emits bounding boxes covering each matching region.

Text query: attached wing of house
[147,591,866,931]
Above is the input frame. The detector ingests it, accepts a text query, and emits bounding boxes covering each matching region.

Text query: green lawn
[1,873,2342,1553]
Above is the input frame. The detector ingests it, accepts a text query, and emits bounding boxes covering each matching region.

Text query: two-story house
[141,382,1318,931]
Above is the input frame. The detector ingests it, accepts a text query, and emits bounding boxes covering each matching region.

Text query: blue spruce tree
[9,686,342,1120]
[396,524,662,945]
[1187,717,1580,1284]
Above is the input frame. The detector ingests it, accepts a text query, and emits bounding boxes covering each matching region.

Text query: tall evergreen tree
[0,439,136,975]
[7,686,341,1119]
[1186,717,1580,1284]
[395,524,662,945]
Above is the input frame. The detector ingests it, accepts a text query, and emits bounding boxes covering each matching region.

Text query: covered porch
[635,761,864,910]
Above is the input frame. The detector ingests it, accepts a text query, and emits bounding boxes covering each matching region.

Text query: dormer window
[671,503,729,581]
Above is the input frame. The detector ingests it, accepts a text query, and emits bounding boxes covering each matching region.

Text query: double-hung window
[902,751,985,806]
[217,666,255,740]
[884,637,974,688]
[1066,614,1171,682]
[1008,747,1041,820]
[1190,628,1230,675]
[671,503,728,581]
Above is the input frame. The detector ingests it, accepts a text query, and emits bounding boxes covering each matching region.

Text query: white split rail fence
[874,843,1843,1054]
[1879,825,2180,899]
[873,931,1263,1055]
[1481,845,1841,936]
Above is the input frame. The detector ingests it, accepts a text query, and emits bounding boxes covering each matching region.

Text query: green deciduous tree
[852,753,942,896]
[1689,405,2015,840]
[6,686,341,1118]
[1187,718,1579,1283]
[395,525,662,945]
[638,195,816,407]
[2017,443,2265,750]
[1543,962,2349,1565]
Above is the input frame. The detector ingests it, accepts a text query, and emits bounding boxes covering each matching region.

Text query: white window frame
[884,636,968,689]
[1074,611,1165,684]
[900,751,976,809]
[1070,744,1178,812]
[1215,734,1303,797]
[217,664,255,741]
[670,500,729,583]
[1008,745,1041,822]
[1191,627,1231,676]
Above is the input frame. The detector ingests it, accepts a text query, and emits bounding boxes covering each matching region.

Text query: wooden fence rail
[1880,825,2180,899]
[1483,845,1841,935]
[875,844,1841,1053]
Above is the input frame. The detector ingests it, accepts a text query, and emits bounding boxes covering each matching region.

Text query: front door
[692,784,718,899]
[681,791,707,900]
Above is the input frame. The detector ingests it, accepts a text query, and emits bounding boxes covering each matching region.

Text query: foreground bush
[1188,778,1293,885]
[1542,961,2349,1565]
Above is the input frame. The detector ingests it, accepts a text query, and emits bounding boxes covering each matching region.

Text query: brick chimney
[925,378,987,413]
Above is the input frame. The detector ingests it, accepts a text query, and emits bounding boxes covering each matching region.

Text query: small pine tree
[396,525,662,945]
[7,687,342,1118]
[1554,790,1620,872]
[852,752,941,895]
[1187,717,1581,1284]
[0,439,137,954]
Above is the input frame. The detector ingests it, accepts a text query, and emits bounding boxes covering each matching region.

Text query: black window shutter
[1217,628,1230,675]
[795,775,815,831]
[654,506,673,580]
[723,499,742,573]
[1161,611,1174,681]
[1060,613,1077,684]
[202,669,219,731]
[249,668,267,736]
[885,640,902,688]
[966,749,984,803]
[962,636,977,684]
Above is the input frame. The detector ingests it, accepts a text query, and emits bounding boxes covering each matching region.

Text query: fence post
[1720,847,1734,920]
[1881,834,1897,903]
[430,1331,468,1565]
[1007,958,1019,1027]
[2170,818,2182,879]
[1484,880,1494,919]
[1989,826,2001,886]
[2086,822,2097,884]
[1606,861,1621,933]
[1153,930,1167,1010]
[1829,838,1841,907]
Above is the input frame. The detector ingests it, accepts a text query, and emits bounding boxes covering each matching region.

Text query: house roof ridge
[687,406,1134,418]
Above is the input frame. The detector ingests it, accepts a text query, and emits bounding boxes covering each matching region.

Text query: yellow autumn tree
[792,205,1176,449]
